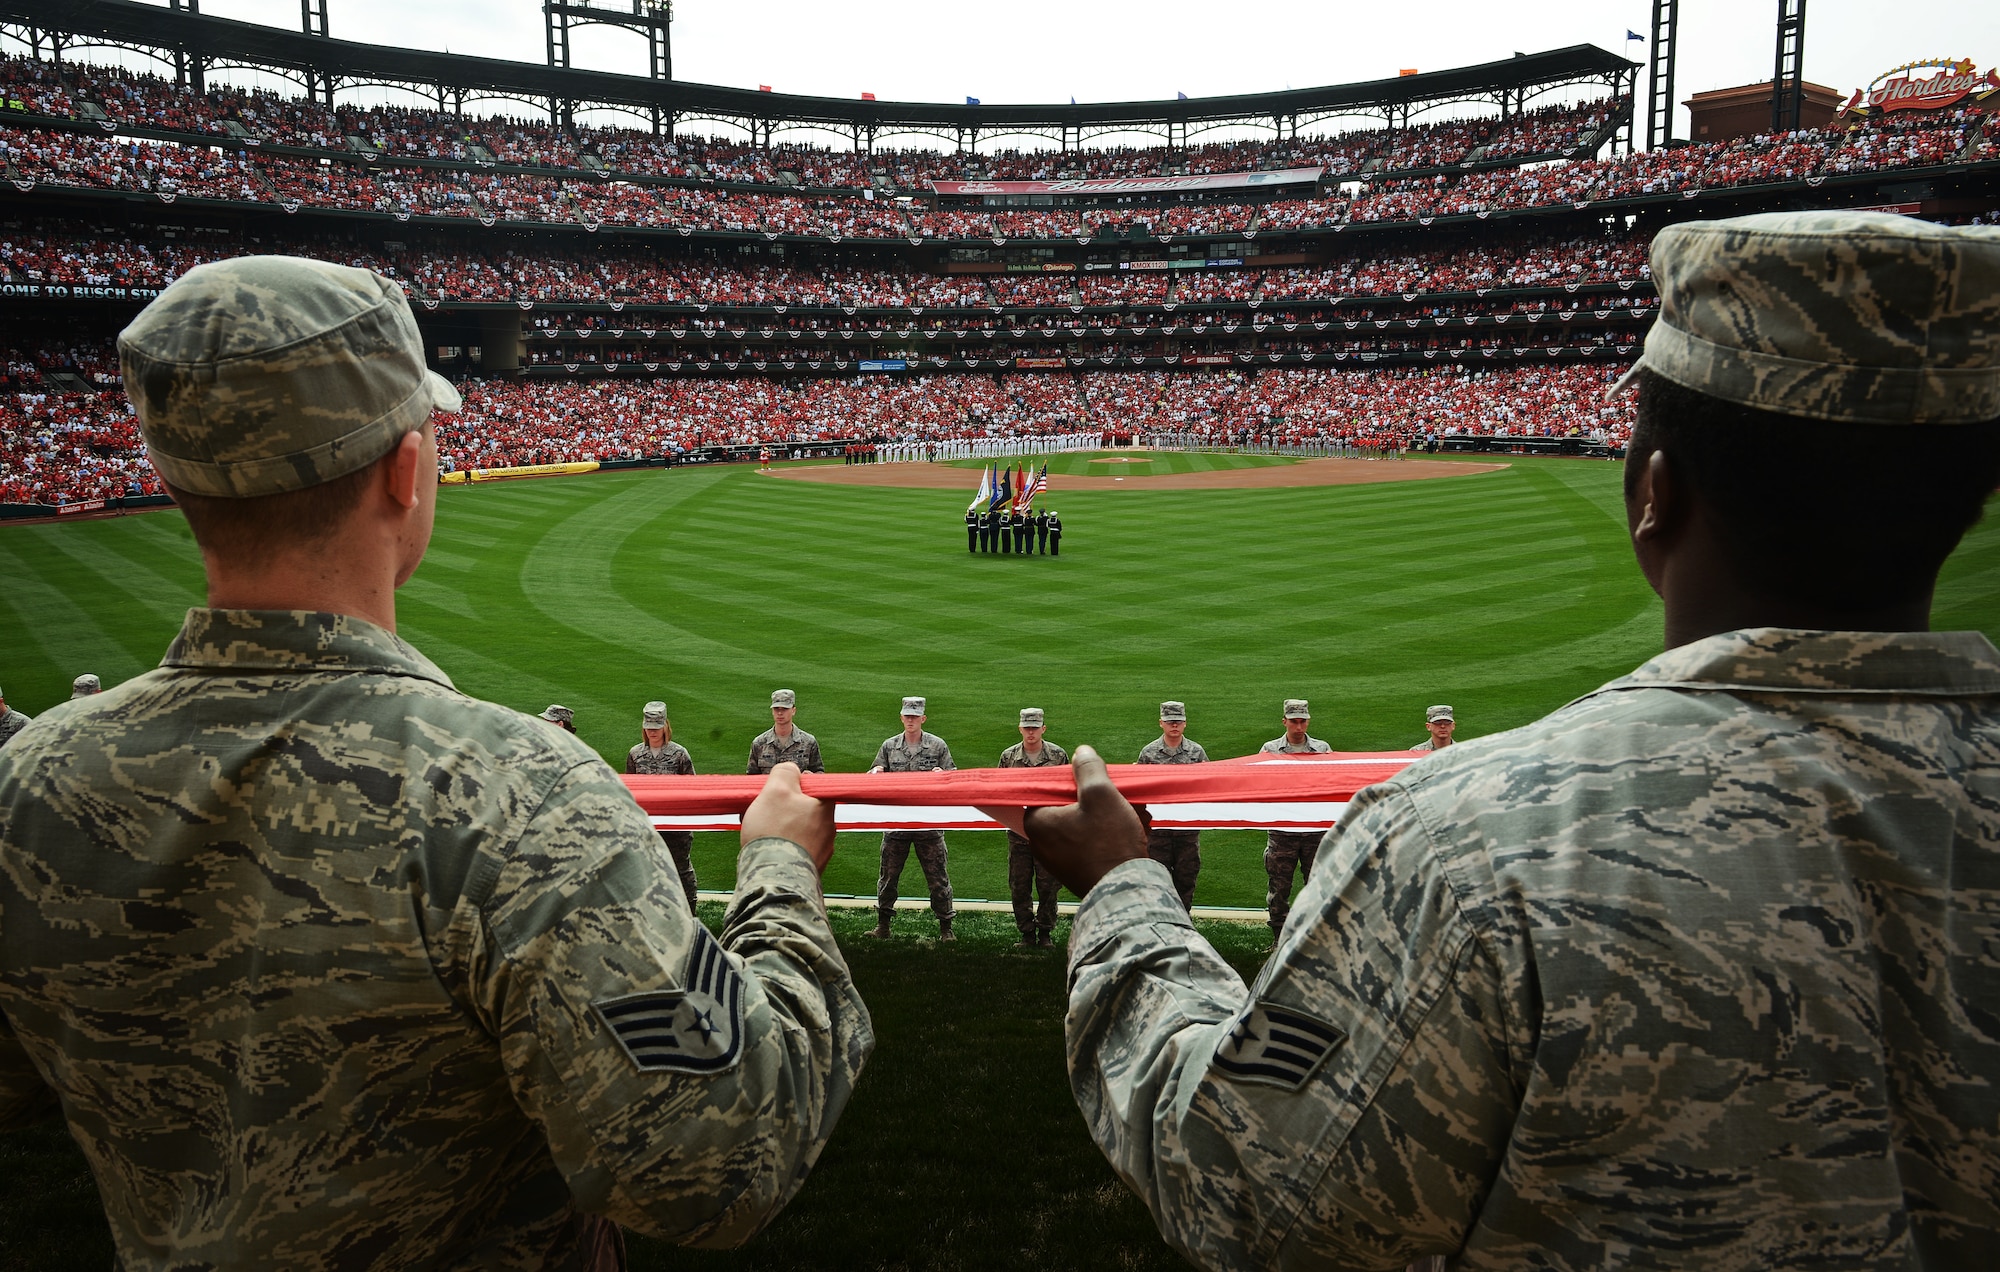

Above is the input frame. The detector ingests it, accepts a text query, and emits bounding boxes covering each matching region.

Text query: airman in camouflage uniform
[627,699,700,912]
[1134,700,1207,911]
[868,696,956,940]
[0,685,29,749]
[1039,213,2000,1269]
[0,256,873,1271]
[746,688,824,775]
[1408,703,1454,752]
[1257,698,1330,935]
[538,702,576,733]
[998,707,1068,947]
[69,672,100,699]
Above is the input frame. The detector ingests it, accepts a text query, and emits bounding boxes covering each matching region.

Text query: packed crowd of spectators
[2,105,1984,237]
[0,358,1635,503]
[0,388,157,504]
[0,220,1654,309]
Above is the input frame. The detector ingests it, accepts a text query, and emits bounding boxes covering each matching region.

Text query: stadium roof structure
[4,0,1636,146]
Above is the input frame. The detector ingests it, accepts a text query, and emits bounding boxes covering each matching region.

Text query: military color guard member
[626,699,700,913]
[868,696,957,940]
[0,685,30,748]
[997,707,1068,947]
[1133,700,1207,911]
[1030,211,2000,1269]
[747,688,824,775]
[0,255,871,1269]
[1409,703,1455,752]
[1257,698,1331,937]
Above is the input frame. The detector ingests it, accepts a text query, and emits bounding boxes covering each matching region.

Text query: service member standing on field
[1257,698,1331,937]
[1034,507,1050,554]
[1024,211,2000,1269]
[977,506,994,553]
[0,685,30,748]
[537,703,575,733]
[0,255,872,1271]
[747,688,825,775]
[868,696,957,941]
[626,700,700,913]
[1409,703,1455,752]
[1011,506,1029,555]
[1047,509,1063,556]
[965,505,978,553]
[998,707,1068,947]
[1133,701,1207,911]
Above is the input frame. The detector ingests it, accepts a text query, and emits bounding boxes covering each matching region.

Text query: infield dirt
[768,456,1508,491]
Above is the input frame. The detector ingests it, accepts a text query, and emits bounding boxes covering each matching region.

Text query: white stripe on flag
[650,800,1350,833]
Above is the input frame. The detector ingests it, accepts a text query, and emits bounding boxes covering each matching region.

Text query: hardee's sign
[1844,58,1999,114]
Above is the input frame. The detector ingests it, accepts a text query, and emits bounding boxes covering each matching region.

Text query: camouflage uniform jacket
[0,609,873,1271]
[1408,737,1446,753]
[1258,735,1331,754]
[999,740,1070,769]
[627,739,696,776]
[746,726,824,775]
[0,707,29,748]
[872,731,955,773]
[1135,738,1208,764]
[1066,628,2000,1270]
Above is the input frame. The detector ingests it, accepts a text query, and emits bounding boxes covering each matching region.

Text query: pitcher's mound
[770,457,1508,491]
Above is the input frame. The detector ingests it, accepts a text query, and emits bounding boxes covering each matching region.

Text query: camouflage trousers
[660,831,699,914]
[1007,832,1059,937]
[1146,829,1202,912]
[1264,831,1322,931]
[878,831,954,924]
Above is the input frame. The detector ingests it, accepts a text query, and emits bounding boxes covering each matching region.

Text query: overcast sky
[50,1,2000,147]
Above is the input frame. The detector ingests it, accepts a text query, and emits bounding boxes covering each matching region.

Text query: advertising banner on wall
[929,167,1324,197]
[1843,59,1999,113]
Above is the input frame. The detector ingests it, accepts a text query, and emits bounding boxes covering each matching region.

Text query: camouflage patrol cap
[538,704,573,726]
[1283,698,1310,719]
[1427,704,1455,723]
[642,700,668,728]
[1019,707,1045,728]
[1611,211,2000,424]
[117,255,463,498]
[901,696,927,716]
[770,689,796,709]
[71,673,101,698]
[1160,701,1187,722]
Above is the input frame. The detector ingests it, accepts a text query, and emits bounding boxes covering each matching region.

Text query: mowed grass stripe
[31,525,204,630]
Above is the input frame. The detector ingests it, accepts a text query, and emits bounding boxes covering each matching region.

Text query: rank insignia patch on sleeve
[1211,1001,1345,1090]
[593,926,746,1075]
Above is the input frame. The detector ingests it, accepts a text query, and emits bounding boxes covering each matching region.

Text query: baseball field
[2,450,1997,1269]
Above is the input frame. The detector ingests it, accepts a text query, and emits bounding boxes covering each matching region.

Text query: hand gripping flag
[624,750,1417,832]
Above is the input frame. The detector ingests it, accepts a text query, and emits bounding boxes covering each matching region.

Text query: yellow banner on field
[440,461,600,485]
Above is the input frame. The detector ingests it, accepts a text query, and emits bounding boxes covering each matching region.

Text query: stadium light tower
[544,0,673,131]
[1646,0,1679,150]
[301,0,333,107]
[1772,0,1807,131]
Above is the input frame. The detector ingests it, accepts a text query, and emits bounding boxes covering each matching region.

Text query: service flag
[969,463,992,511]
[993,463,1011,510]
[1013,463,1030,511]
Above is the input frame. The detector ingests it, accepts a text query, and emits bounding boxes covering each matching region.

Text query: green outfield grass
[3,454,1998,1269]
[943,447,1296,476]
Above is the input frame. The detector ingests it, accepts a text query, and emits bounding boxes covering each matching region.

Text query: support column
[480,313,523,374]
